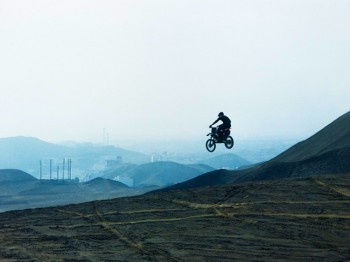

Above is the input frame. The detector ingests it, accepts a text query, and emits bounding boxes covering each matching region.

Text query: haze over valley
[1,0,349,260]
[0,135,281,212]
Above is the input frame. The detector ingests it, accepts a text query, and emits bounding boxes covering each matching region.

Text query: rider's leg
[217,124,224,139]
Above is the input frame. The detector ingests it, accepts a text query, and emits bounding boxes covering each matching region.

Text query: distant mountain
[70,143,149,164]
[101,161,214,187]
[198,153,251,169]
[0,136,149,178]
[186,164,216,173]
[167,111,350,190]
[101,163,138,180]
[0,137,71,170]
[132,161,214,187]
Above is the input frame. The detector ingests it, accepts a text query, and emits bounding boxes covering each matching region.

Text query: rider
[209,112,231,140]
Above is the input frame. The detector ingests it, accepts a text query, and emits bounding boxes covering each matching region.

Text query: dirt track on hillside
[0,175,350,261]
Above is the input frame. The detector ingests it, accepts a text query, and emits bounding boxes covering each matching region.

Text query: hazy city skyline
[1,0,349,144]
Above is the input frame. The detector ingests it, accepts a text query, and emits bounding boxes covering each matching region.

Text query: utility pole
[68,159,72,180]
[50,159,52,180]
[62,158,65,181]
[40,160,42,180]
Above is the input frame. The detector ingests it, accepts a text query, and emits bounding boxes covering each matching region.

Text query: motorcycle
[206,126,234,152]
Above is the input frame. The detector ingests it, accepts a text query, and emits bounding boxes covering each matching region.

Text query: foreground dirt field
[0,175,350,261]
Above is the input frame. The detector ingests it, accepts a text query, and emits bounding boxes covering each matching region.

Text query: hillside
[273,111,350,162]
[0,175,349,261]
[101,163,138,180]
[168,111,350,190]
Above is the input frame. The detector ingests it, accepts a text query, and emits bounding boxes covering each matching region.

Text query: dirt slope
[0,175,349,261]
[274,111,350,162]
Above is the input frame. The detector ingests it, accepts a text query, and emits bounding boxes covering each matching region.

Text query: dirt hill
[273,111,350,162]
[0,175,349,261]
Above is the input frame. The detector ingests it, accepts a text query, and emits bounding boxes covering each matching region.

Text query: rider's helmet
[218,112,224,117]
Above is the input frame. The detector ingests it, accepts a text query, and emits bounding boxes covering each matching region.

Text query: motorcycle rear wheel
[224,136,234,149]
[206,139,216,152]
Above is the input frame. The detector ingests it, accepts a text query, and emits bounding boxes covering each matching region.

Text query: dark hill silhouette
[0,169,37,182]
[167,111,350,190]
[233,146,350,184]
[17,178,129,197]
[273,111,350,162]
[84,177,129,190]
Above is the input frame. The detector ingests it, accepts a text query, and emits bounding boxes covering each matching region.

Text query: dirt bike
[206,126,234,152]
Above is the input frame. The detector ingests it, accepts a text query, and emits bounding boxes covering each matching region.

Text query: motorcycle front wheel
[224,136,234,149]
[206,139,216,152]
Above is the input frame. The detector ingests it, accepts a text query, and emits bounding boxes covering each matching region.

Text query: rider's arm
[209,118,219,127]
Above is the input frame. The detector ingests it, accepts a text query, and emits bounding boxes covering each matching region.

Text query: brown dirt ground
[0,175,350,261]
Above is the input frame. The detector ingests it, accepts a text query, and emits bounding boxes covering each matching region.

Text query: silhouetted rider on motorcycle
[209,112,231,140]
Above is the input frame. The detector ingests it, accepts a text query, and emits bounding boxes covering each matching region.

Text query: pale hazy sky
[0,0,349,144]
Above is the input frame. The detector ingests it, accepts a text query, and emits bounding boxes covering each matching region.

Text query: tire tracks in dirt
[168,198,350,220]
[59,203,182,261]
[170,199,238,219]
[312,177,350,197]
[92,202,181,262]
